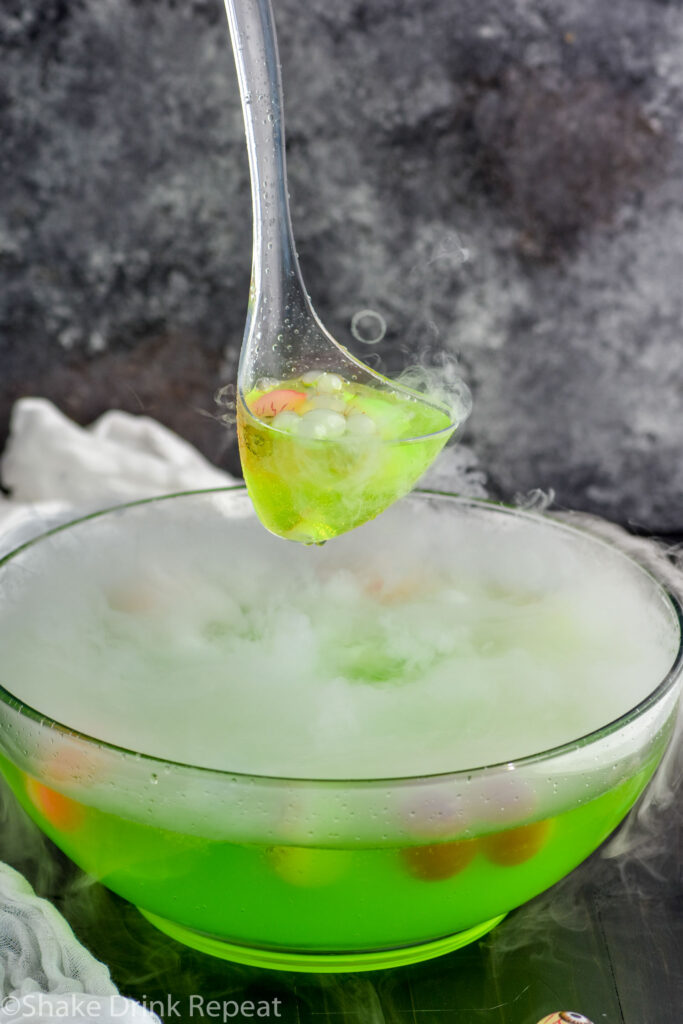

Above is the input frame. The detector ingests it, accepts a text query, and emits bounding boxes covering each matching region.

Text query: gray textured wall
[1,0,682,530]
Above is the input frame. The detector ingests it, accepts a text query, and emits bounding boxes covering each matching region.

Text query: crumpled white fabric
[0,864,159,1023]
[1,396,231,505]
[0,397,236,557]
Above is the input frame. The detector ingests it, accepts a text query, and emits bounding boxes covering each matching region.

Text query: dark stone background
[1,0,682,530]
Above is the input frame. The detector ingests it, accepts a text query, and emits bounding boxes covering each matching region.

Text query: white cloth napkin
[0,864,159,1023]
[0,398,236,556]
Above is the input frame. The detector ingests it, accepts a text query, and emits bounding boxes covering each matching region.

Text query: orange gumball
[401,838,478,881]
[250,389,306,418]
[364,574,436,606]
[105,582,161,614]
[25,776,85,831]
[481,819,551,866]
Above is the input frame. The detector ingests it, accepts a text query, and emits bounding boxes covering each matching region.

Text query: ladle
[223,0,471,543]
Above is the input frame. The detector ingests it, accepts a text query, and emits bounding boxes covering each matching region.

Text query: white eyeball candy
[299,409,347,439]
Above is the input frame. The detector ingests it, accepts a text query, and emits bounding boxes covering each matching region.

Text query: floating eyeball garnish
[22,735,103,833]
[105,581,162,614]
[266,846,351,887]
[536,1012,595,1024]
[401,839,478,882]
[362,571,437,606]
[25,776,85,832]
[398,789,479,881]
[465,770,553,864]
[266,787,353,888]
[481,819,552,866]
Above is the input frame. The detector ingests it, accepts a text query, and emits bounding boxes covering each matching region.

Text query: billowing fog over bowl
[0,488,680,972]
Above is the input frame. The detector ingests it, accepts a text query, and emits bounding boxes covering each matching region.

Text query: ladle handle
[223,0,301,307]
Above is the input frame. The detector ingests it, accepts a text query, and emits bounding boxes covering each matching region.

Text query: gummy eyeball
[267,846,350,887]
[250,389,306,418]
[25,777,84,831]
[482,820,551,866]
[106,582,161,614]
[535,1013,594,1024]
[401,839,478,881]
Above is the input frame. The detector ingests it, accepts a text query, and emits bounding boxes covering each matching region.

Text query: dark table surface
[2,771,681,1024]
